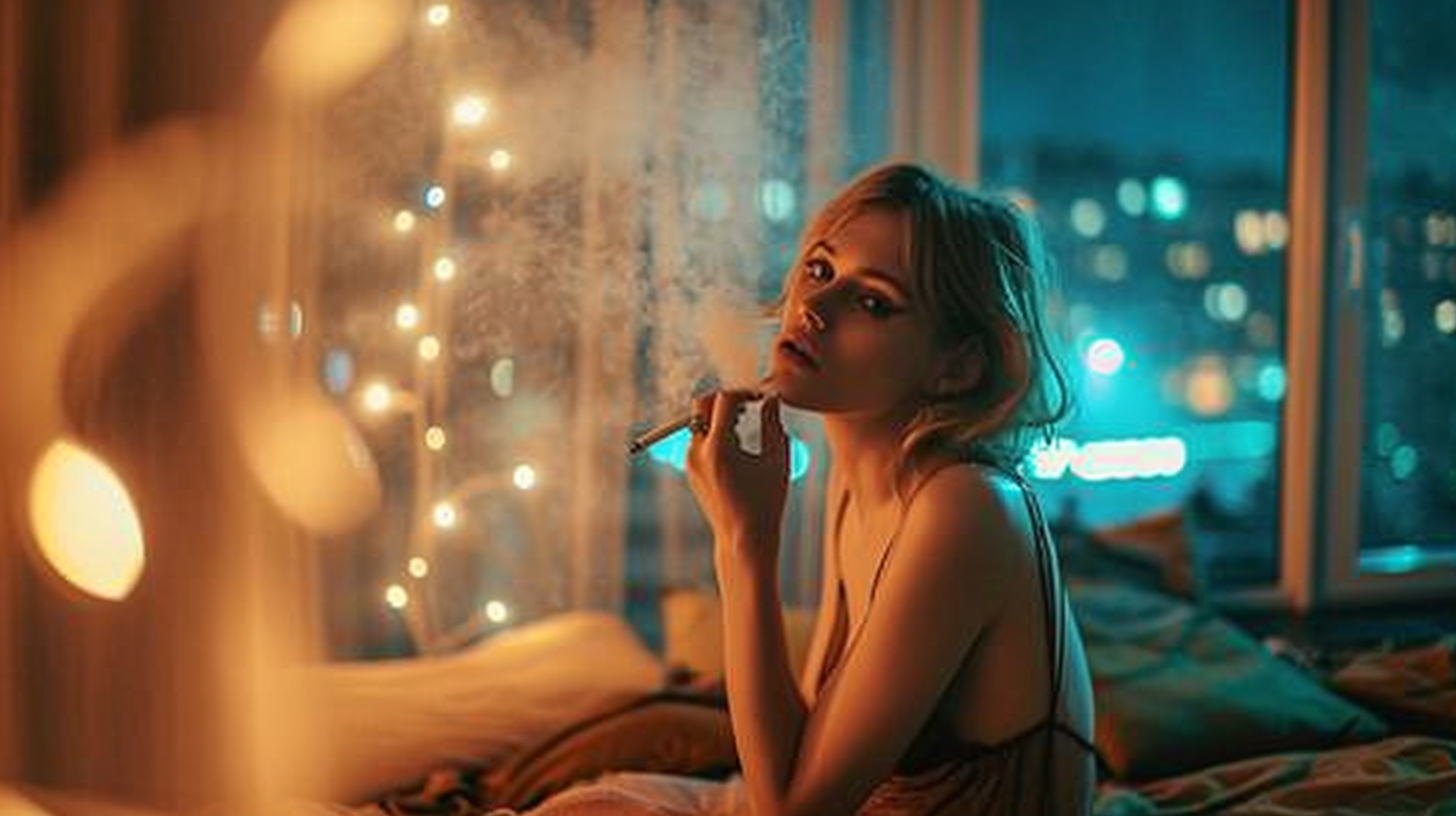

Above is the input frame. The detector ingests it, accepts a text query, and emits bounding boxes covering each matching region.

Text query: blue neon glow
[648,429,812,482]
[760,179,797,222]
[1030,435,1187,481]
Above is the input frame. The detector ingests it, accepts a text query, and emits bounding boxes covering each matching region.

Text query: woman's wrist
[713,531,780,584]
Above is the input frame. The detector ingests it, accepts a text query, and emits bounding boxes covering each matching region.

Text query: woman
[529,163,1096,815]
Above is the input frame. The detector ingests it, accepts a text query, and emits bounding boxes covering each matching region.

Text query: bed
[260,523,1456,816]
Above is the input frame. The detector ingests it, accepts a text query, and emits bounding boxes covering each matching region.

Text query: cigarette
[627,376,774,455]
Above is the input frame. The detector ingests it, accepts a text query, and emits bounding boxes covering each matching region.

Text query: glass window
[981,0,1292,591]
[1357,2,1456,573]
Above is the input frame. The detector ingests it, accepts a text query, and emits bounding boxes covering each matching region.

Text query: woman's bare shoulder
[904,462,1038,567]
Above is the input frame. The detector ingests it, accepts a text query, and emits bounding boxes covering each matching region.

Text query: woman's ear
[931,336,986,397]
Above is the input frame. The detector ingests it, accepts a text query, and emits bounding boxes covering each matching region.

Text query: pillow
[1072,581,1387,781]
[661,587,816,684]
[286,610,667,805]
[1079,509,1201,599]
[480,686,739,812]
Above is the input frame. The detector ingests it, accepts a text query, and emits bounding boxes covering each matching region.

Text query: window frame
[1313,0,1456,606]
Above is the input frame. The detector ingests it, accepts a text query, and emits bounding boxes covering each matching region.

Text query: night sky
[982,0,1289,172]
[983,0,1456,180]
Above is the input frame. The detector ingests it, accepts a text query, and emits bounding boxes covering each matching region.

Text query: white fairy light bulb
[385,583,409,609]
[395,302,421,331]
[452,95,488,127]
[512,463,537,490]
[433,256,457,281]
[361,381,393,413]
[418,335,441,361]
[425,425,447,451]
[432,500,458,529]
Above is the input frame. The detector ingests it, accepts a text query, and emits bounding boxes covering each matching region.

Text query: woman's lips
[776,339,820,371]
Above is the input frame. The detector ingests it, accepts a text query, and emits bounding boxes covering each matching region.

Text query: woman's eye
[804,258,833,282]
[860,295,893,317]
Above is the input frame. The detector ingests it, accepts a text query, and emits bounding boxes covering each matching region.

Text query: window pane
[981,0,1291,591]
[1358,2,1456,573]
[311,1,819,658]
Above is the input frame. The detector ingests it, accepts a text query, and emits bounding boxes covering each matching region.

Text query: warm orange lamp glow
[27,439,147,601]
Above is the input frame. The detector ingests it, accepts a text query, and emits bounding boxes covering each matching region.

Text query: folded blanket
[1329,637,1456,740]
[1094,735,1456,816]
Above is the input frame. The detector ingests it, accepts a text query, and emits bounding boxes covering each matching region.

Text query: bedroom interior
[2,1,1454,814]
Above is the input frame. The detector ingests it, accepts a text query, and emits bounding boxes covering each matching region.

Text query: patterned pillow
[1073,581,1387,780]
[480,686,738,812]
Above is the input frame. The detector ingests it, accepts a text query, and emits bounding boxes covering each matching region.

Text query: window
[1331,0,1456,579]
[980,0,1292,592]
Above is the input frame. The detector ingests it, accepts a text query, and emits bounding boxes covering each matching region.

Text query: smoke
[313,0,808,422]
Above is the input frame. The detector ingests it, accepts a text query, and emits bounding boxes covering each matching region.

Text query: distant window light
[1435,299,1456,334]
[1256,362,1287,402]
[1115,178,1147,217]
[1069,198,1107,238]
[1149,175,1187,220]
[1090,244,1128,281]
[1391,445,1419,481]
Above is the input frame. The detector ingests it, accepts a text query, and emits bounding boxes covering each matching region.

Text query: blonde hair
[768,162,1076,505]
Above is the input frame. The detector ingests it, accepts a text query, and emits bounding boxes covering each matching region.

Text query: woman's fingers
[708,389,759,446]
[762,394,785,448]
[690,394,715,433]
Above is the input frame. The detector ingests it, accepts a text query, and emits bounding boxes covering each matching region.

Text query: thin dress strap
[1000,465,1071,816]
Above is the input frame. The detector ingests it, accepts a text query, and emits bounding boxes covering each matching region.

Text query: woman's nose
[799,298,828,332]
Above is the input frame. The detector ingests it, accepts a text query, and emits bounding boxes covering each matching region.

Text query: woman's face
[771,208,944,417]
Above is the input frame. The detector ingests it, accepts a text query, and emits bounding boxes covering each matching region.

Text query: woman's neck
[822,406,917,524]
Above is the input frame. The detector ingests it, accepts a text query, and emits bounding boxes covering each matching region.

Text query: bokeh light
[433,256,457,281]
[452,94,488,126]
[760,178,796,222]
[1085,337,1126,376]
[385,584,410,609]
[513,463,538,490]
[28,440,146,601]
[395,302,421,331]
[1149,175,1187,220]
[432,501,458,529]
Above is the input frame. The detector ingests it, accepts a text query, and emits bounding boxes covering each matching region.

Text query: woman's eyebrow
[809,240,911,301]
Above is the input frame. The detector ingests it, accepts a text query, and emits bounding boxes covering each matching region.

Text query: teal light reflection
[647,428,812,482]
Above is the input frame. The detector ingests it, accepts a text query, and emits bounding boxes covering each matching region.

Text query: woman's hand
[684,388,790,564]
